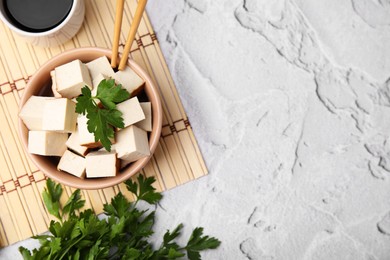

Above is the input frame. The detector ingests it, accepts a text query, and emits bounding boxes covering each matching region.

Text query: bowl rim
[18,47,163,189]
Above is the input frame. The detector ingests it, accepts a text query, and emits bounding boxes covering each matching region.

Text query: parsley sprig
[19,176,221,259]
[75,79,130,151]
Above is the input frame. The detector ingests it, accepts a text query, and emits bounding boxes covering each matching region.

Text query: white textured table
[1,0,390,259]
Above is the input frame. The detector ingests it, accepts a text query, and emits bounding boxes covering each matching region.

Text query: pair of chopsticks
[111,0,148,71]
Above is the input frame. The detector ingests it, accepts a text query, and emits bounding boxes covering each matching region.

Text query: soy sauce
[4,0,73,32]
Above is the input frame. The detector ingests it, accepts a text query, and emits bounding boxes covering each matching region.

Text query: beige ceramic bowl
[18,47,162,189]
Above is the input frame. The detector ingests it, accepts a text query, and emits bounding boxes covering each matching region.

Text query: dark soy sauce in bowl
[4,0,73,32]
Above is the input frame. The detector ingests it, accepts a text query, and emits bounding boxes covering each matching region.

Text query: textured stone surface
[1,0,390,259]
[144,0,390,258]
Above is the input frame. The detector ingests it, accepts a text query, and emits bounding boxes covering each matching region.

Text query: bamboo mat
[0,0,207,247]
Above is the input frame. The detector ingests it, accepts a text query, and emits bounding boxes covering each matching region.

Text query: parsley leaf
[19,176,221,260]
[125,174,162,204]
[62,189,85,218]
[102,109,125,129]
[75,86,94,115]
[86,108,117,151]
[75,79,129,151]
[163,224,183,245]
[185,227,221,260]
[96,78,130,109]
[103,192,130,218]
[42,179,62,221]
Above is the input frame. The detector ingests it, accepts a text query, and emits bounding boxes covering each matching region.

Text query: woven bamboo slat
[0,0,207,247]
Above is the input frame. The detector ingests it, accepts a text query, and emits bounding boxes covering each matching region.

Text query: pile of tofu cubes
[20,57,153,179]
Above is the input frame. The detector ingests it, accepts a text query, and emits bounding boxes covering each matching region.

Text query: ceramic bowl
[18,47,162,189]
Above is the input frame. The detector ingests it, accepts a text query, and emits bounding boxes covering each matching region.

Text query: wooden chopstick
[111,0,125,68]
[118,0,148,71]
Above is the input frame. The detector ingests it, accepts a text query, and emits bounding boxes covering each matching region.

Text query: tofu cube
[113,125,150,163]
[42,98,77,133]
[77,115,101,148]
[55,59,92,98]
[66,130,89,156]
[114,66,144,96]
[77,115,115,148]
[19,96,55,130]
[86,56,115,83]
[135,102,152,132]
[58,150,86,178]
[120,159,130,169]
[50,70,62,98]
[86,150,117,178]
[117,97,145,128]
[28,131,68,156]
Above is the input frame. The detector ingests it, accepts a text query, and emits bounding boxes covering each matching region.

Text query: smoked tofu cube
[114,66,144,96]
[66,130,89,156]
[19,96,54,130]
[86,56,115,82]
[28,131,68,156]
[113,125,150,163]
[77,115,101,148]
[135,102,152,132]
[116,97,145,128]
[50,70,62,98]
[42,98,77,133]
[86,150,117,178]
[58,150,86,178]
[55,59,92,98]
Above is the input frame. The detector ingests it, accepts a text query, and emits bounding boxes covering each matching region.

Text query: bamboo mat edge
[0,0,208,247]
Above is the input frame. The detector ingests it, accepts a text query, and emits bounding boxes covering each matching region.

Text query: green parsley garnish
[75,79,130,151]
[19,176,221,259]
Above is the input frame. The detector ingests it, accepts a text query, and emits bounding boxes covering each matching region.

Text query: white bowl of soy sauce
[0,0,85,47]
